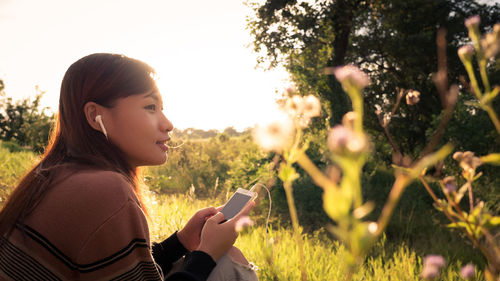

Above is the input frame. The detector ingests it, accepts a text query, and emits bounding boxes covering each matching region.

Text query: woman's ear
[83,102,105,132]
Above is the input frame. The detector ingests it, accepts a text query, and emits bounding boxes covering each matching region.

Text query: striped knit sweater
[0,166,215,280]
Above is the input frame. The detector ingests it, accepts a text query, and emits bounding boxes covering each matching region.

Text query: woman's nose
[160,113,174,133]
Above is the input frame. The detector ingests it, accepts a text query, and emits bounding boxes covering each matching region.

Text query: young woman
[0,53,258,281]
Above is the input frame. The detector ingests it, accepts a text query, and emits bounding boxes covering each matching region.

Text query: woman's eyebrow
[143,92,160,102]
[143,92,164,108]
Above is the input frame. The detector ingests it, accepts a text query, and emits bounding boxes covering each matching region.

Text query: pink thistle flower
[453,151,482,173]
[235,216,254,232]
[443,176,456,193]
[327,125,367,154]
[424,255,446,269]
[458,45,475,62]
[252,111,295,153]
[465,15,480,29]
[460,263,475,279]
[334,65,370,90]
[302,95,321,118]
[421,255,446,280]
[420,265,440,280]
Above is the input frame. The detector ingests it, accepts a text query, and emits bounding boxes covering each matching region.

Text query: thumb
[198,207,218,219]
[207,212,226,224]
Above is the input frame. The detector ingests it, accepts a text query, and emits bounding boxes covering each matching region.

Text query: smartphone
[220,188,256,221]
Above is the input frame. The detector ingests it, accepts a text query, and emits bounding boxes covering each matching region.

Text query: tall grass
[0,143,40,204]
[0,142,487,280]
[148,193,484,280]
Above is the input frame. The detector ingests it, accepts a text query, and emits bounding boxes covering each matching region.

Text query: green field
[1,143,490,280]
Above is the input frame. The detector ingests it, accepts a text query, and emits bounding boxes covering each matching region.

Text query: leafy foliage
[247,0,500,157]
[0,84,54,153]
[144,133,274,198]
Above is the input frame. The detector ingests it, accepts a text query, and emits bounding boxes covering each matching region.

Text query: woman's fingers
[198,206,218,217]
[207,211,226,224]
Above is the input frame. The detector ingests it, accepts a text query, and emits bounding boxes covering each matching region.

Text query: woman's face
[102,91,173,167]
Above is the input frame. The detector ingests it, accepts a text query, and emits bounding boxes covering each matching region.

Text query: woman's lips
[156,142,168,151]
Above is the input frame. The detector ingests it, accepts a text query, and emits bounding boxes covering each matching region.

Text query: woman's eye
[145,104,156,111]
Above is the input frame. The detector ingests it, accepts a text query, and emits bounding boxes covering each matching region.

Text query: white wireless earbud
[95,115,108,140]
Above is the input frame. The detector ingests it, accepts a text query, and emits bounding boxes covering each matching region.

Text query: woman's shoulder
[54,167,137,203]
[32,166,142,224]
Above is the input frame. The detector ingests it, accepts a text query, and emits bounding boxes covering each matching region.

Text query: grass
[0,143,40,203]
[148,193,484,280]
[0,143,487,280]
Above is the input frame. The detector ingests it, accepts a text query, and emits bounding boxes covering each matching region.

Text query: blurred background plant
[252,62,455,279]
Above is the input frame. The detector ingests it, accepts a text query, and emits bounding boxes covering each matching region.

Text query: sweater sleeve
[151,232,188,273]
[151,232,217,280]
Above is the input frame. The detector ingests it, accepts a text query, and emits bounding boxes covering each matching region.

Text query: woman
[0,53,258,280]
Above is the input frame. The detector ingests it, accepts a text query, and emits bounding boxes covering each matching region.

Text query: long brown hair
[0,53,157,236]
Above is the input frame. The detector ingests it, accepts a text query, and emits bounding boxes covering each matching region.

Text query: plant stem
[464,62,482,99]
[350,89,363,133]
[467,180,474,211]
[485,106,500,134]
[374,174,411,238]
[283,181,307,281]
[296,152,337,190]
[479,59,491,93]
[383,125,401,156]
[419,176,493,267]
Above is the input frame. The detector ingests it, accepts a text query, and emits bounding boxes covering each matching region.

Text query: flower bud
[465,16,481,43]
[342,111,358,129]
[458,45,475,63]
[423,255,446,269]
[494,23,500,36]
[443,176,456,193]
[334,65,370,90]
[252,111,295,153]
[327,125,367,154]
[285,95,304,117]
[235,216,254,232]
[453,151,482,174]
[464,15,480,29]
[420,265,440,280]
[481,32,500,59]
[453,151,464,161]
[302,95,321,118]
[460,263,475,279]
[285,85,297,95]
[406,90,421,105]
[421,254,446,279]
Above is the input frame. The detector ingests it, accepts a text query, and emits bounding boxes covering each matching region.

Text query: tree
[247,0,500,156]
[0,84,54,153]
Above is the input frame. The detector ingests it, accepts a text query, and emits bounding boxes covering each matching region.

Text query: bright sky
[0,0,290,131]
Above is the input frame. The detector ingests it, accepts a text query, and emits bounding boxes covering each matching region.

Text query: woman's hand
[197,201,255,261]
[177,207,218,251]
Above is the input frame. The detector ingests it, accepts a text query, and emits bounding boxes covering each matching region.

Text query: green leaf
[489,216,500,226]
[410,144,453,178]
[278,163,299,183]
[323,186,351,221]
[447,222,468,228]
[480,153,500,166]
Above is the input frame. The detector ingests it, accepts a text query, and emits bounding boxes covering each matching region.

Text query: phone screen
[220,191,253,220]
